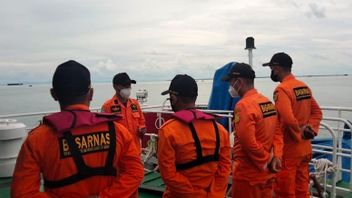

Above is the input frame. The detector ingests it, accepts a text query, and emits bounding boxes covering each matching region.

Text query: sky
[0,0,351,84]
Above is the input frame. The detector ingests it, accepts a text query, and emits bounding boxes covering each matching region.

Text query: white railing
[1,105,352,196]
[311,122,337,197]
[317,106,352,196]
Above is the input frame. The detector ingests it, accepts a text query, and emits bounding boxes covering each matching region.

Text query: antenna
[245,37,256,67]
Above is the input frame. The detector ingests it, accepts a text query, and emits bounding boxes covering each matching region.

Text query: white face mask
[120,88,131,99]
[228,80,239,98]
[228,86,238,98]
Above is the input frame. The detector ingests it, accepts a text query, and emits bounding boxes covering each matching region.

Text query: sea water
[1,76,352,132]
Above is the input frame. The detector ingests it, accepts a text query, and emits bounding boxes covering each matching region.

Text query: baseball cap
[113,72,136,86]
[262,52,293,67]
[221,63,256,81]
[52,60,91,97]
[161,74,198,97]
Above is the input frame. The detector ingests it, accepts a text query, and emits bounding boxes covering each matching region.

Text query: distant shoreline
[0,74,350,86]
[196,73,350,80]
[255,73,349,79]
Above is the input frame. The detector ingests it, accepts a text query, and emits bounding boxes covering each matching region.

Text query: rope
[311,158,337,197]
[147,137,158,153]
[311,158,337,178]
[142,135,158,164]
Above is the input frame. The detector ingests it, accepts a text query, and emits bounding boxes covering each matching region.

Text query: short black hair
[242,77,254,85]
[57,94,88,107]
[281,66,292,72]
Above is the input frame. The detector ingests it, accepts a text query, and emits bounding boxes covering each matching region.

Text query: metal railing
[317,106,352,196]
[1,105,352,196]
[311,122,337,197]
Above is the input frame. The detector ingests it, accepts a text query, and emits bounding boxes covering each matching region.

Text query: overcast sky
[0,0,351,84]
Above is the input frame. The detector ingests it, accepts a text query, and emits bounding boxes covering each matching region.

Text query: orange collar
[63,104,90,111]
[242,88,257,99]
[282,73,295,82]
[112,95,131,106]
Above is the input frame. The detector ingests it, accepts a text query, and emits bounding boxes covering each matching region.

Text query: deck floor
[2,174,352,198]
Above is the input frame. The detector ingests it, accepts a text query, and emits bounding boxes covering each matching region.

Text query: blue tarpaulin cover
[208,62,240,130]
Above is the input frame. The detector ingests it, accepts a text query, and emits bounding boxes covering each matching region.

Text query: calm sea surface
[1,76,352,129]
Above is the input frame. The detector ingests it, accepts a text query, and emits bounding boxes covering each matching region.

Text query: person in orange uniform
[11,60,144,198]
[222,63,283,198]
[157,74,231,198]
[263,52,322,198]
[101,72,146,151]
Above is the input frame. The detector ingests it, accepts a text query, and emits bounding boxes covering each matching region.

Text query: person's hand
[301,125,315,140]
[139,127,147,138]
[269,157,282,173]
[263,149,274,170]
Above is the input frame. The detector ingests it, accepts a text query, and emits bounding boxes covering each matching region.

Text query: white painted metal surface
[0,119,26,177]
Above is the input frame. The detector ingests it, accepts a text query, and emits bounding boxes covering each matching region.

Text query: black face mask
[170,96,178,112]
[270,69,280,82]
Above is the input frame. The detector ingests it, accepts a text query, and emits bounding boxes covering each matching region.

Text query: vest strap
[44,121,117,188]
[176,120,220,170]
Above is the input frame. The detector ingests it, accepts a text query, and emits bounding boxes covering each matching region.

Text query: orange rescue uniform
[157,112,231,198]
[273,74,322,198]
[11,105,144,198]
[102,95,146,151]
[232,89,283,198]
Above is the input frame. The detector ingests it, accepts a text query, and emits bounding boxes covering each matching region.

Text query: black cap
[221,63,256,81]
[161,74,198,97]
[262,52,293,67]
[113,72,136,86]
[52,60,91,97]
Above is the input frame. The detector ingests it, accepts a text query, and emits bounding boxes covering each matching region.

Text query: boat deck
[3,172,352,198]
[0,173,165,198]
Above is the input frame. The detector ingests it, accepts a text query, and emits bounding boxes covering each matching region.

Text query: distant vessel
[6,83,23,86]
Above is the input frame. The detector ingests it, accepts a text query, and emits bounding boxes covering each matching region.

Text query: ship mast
[245,37,256,67]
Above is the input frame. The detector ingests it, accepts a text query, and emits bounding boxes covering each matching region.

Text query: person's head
[112,72,136,100]
[262,52,293,82]
[222,63,255,97]
[161,74,198,112]
[51,60,93,109]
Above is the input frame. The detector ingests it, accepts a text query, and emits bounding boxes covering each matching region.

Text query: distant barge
[6,83,23,86]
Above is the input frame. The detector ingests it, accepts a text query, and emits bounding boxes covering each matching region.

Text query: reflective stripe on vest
[44,121,117,188]
[175,120,220,170]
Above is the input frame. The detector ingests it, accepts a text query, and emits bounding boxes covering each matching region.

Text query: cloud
[90,59,118,74]
[0,0,351,84]
[307,3,326,18]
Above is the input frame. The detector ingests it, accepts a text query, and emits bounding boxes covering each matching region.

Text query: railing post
[228,112,232,133]
[348,123,352,192]
[337,110,343,182]
[157,112,162,129]
[319,122,337,198]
